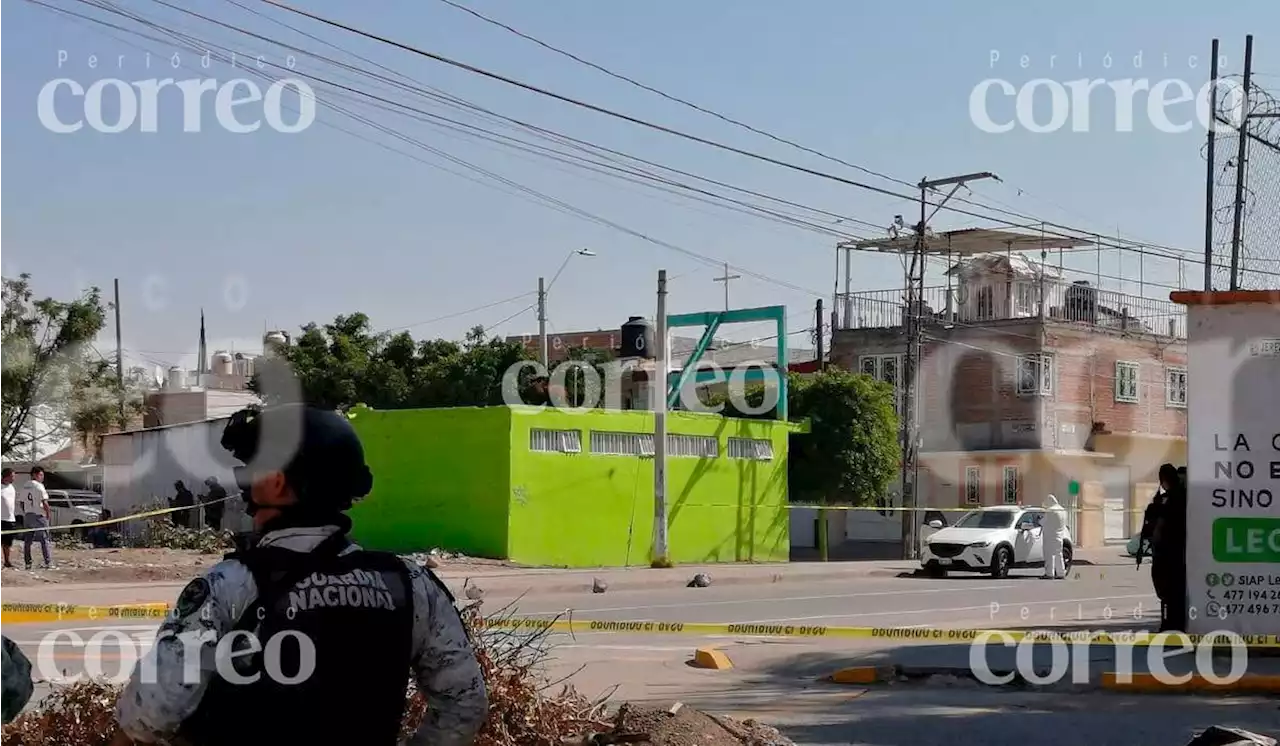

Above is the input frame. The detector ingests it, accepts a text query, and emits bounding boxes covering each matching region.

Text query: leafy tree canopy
[2,274,145,458]
[711,368,900,505]
[251,313,542,411]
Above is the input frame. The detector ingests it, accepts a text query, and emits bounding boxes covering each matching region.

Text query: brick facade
[830,320,1187,451]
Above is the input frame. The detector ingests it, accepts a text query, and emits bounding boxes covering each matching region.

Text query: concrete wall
[508,408,791,566]
[101,417,241,531]
[347,406,512,558]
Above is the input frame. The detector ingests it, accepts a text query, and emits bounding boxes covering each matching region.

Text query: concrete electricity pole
[114,278,125,427]
[653,269,670,567]
[538,248,597,368]
[900,172,998,560]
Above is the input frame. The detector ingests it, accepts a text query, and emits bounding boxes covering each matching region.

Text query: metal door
[1099,466,1131,542]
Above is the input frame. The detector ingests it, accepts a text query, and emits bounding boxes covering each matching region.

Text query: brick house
[826,241,1188,550]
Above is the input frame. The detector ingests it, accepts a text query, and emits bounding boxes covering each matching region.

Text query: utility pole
[652,269,670,567]
[1203,38,1221,291]
[537,276,548,369]
[815,299,825,371]
[712,262,740,311]
[901,172,999,561]
[113,278,125,427]
[1228,34,1254,291]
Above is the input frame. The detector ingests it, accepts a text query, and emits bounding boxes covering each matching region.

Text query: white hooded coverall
[1041,495,1068,579]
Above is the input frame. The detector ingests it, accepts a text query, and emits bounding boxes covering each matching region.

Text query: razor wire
[1206,75,1280,291]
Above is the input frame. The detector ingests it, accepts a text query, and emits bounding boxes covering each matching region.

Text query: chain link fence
[1207,75,1280,291]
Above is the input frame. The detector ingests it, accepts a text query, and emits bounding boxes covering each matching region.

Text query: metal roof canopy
[838,228,1095,257]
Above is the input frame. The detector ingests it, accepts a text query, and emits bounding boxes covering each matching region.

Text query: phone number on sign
[1220,590,1280,601]
[1217,603,1280,615]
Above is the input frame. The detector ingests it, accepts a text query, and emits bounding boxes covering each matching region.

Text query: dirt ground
[0,546,514,587]
[611,704,795,746]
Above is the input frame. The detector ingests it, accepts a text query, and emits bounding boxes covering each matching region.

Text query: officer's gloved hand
[0,637,34,721]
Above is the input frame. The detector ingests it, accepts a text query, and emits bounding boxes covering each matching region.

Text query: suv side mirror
[926,519,943,529]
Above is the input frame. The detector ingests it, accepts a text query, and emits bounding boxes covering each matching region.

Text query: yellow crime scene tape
[0,496,236,537]
[7,602,1273,648]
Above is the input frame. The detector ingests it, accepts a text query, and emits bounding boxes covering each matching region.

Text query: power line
[45,0,842,303]
[288,0,1259,274]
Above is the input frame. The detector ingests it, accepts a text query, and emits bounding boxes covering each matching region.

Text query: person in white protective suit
[1041,495,1069,580]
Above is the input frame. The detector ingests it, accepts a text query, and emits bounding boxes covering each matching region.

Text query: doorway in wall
[1099,466,1132,542]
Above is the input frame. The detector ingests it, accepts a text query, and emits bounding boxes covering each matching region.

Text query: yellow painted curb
[829,666,879,684]
[1101,672,1280,693]
[691,647,733,670]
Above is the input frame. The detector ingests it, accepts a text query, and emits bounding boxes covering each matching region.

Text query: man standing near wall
[1,469,17,569]
[18,467,51,570]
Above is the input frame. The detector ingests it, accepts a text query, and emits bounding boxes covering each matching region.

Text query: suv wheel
[1063,543,1073,575]
[990,545,1012,579]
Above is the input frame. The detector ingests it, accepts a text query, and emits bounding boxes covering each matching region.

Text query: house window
[530,428,582,453]
[976,286,995,319]
[1014,282,1037,315]
[667,434,719,458]
[728,437,774,460]
[963,466,981,505]
[1002,466,1020,505]
[1016,353,1053,396]
[859,354,903,411]
[1165,366,1187,408]
[590,431,654,456]
[1115,361,1140,403]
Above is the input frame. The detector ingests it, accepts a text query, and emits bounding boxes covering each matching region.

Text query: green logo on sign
[1211,517,1280,563]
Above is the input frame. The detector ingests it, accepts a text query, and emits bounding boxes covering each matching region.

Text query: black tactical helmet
[221,404,373,513]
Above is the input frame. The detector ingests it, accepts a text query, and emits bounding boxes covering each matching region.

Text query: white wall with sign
[1184,298,1280,636]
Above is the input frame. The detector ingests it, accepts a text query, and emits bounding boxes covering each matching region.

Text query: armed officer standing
[111,404,489,746]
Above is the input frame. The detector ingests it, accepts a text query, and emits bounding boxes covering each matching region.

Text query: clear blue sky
[3,0,1277,371]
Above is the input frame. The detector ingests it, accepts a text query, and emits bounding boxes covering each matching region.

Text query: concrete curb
[825,664,1280,695]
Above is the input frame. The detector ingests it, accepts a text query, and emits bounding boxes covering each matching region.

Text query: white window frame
[1115,361,1140,404]
[859,353,903,412]
[975,286,995,320]
[963,466,981,505]
[727,437,774,461]
[1016,353,1053,396]
[1002,465,1020,505]
[667,434,719,458]
[1165,365,1187,409]
[529,428,582,453]
[590,431,654,456]
[1014,281,1037,315]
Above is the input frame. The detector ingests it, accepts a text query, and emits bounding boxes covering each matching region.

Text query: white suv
[919,505,1072,578]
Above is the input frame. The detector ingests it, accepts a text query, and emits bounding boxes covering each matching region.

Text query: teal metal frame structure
[663,305,788,421]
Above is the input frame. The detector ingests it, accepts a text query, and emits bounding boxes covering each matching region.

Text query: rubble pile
[1,604,789,746]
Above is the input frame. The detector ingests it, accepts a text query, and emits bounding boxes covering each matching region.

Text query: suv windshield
[954,510,1017,529]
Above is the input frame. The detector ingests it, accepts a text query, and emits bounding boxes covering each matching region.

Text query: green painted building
[344,405,795,567]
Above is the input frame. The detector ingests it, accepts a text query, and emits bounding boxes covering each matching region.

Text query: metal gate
[1099,466,1132,542]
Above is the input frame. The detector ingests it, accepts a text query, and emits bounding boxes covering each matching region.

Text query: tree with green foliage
[250,313,542,411]
[1,274,145,458]
[711,368,900,504]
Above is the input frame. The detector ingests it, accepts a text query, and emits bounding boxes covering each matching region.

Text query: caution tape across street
[478,618,1280,648]
[0,496,236,537]
[5,603,1276,648]
[0,602,170,624]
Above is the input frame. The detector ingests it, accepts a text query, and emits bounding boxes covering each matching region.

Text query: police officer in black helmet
[112,404,488,746]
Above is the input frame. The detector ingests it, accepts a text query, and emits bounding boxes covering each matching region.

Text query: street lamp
[539,248,596,368]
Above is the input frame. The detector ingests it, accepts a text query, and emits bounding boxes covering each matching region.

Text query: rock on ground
[611,703,794,746]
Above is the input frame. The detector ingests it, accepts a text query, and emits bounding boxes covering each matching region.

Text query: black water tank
[1065,280,1097,323]
[619,316,655,359]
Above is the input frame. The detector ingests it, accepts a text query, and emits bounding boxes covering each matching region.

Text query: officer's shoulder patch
[174,577,212,619]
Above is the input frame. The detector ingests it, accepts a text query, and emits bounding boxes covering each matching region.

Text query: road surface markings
[739,593,1156,624]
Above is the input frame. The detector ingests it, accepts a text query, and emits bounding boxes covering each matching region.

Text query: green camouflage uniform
[0,637,33,721]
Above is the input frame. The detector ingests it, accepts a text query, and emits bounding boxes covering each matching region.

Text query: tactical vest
[178,533,414,746]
